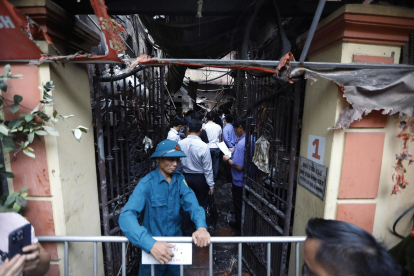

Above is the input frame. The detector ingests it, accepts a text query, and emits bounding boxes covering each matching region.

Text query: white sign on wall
[307,135,326,165]
[142,243,192,265]
[298,157,328,200]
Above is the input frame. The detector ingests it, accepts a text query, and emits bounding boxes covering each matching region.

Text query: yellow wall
[41,42,104,275]
[288,43,346,274]
[50,63,104,276]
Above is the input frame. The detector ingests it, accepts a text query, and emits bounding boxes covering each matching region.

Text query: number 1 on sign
[312,139,321,160]
[307,135,325,165]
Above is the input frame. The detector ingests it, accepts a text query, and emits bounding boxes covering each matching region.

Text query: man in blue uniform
[119,140,211,276]
[222,117,246,231]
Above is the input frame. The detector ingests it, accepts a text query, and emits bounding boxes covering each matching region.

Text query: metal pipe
[296,61,414,69]
[281,79,303,274]
[180,265,184,276]
[122,242,126,276]
[209,242,213,276]
[92,75,113,271]
[64,242,69,276]
[160,67,166,138]
[299,0,327,62]
[164,84,176,110]
[238,243,242,276]
[284,80,302,236]
[267,243,271,276]
[123,58,414,69]
[93,242,97,276]
[110,78,120,200]
[38,236,306,243]
[4,59,414,70]
[244,185,285,219]
[296,242,300,276]
[120,78,127,200]
[243,197,284,235]
[37,236,308,275]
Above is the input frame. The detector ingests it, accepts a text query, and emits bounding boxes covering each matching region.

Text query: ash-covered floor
[184,164,251,276]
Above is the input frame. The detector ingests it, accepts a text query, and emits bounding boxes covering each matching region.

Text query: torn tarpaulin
[289,68,414,129]
[329,107,365,130]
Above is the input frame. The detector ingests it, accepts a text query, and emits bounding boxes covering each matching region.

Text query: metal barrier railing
[38,236,306,276]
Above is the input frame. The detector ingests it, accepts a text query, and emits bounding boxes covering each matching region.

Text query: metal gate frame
[92,64,172,275]
[240,75,303,275]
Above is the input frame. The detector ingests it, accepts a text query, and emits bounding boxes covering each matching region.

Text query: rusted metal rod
[299,0,327,62]
[93,75,113,276]
[4,59,414,70]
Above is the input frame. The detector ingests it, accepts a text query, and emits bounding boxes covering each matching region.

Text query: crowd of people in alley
[165,109,244,230]
[0,108,407,276]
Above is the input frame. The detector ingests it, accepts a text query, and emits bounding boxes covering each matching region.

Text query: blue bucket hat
[150,140,187,159]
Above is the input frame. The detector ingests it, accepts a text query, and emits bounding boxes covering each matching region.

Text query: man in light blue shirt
[179,119,214,236]
[222,114,237,182]
[222,114,237,149]
[119,140,210,276]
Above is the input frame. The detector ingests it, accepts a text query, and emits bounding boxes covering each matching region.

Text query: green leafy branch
[0,186,27,213]
[0,64,88,214]
[0,65,89,160]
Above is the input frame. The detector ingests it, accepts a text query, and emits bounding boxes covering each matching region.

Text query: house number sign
[307,135,326,165]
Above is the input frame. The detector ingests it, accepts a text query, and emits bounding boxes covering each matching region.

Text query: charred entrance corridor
[92,62,304,275]
[2,0,414,276]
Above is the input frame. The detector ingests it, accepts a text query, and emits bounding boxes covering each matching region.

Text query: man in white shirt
[167,117,185,143]
[204,112,222,179]
[179,119,215,236]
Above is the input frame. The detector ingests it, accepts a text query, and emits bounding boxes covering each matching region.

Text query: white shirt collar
[187,135,201,140]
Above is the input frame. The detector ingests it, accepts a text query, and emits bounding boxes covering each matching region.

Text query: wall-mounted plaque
[298,156,328,200]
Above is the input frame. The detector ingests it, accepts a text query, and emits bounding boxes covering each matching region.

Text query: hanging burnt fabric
[205,194,218,232]
[252,136,271,174]
[288,68,414,129]
[143,136,153,153]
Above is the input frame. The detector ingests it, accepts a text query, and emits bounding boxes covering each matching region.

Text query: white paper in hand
[142,243,192,265]
[217,142,232,156]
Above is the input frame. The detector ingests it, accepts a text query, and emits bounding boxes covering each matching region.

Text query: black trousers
[223,160,233,182]
[232,184,243,228]
[181,173,209,236]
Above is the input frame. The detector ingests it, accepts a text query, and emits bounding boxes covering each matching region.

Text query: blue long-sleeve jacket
[119,167,207,253]
[223,123,237,148]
